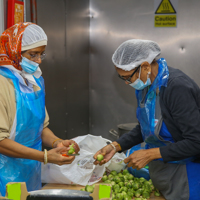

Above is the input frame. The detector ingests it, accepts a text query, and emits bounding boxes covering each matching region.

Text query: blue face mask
[20,56,39,74]
[129,67,151,90]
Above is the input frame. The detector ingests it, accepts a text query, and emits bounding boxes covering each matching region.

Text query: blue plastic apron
[136,58,200,200]
[0,67,45,196]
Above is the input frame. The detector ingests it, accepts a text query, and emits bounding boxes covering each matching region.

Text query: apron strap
[139,87,148,108]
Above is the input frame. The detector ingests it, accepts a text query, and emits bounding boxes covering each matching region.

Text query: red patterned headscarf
[0,22,33,70]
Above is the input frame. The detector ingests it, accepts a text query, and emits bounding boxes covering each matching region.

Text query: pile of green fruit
[102,169,160,200]
[81,169,161,200]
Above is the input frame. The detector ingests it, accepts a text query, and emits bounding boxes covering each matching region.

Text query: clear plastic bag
[42,134,126,185]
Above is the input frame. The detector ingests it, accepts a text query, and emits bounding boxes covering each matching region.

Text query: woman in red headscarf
[0,22,80,196]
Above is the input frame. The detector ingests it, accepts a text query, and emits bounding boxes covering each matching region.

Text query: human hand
[47,147,76,165]
[93,144,116,166]
[56,140,80,154]
[124,148,161,170]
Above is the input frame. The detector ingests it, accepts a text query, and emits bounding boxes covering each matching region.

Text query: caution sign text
[155,15,176,27]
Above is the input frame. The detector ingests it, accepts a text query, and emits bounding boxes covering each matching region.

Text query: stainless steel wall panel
[90,0,200,140]
[64,0,90,138]
[29,0,200,141]
[37,0,89,140]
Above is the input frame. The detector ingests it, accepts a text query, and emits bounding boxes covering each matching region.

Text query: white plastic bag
[106,152,126,173]
[41,134,126,186]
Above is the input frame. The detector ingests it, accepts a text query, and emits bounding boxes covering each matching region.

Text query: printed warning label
[155,15,176,27]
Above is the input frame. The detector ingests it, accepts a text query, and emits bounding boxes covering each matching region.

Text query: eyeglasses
[24,52,47,61]
[118,65,140,84]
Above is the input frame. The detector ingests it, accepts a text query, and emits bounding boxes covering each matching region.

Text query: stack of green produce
[81,169,161,200]
[102,169,160,200]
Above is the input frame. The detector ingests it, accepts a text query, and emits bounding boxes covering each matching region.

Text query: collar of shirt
[1,65,42,87]
[11,70,35,93]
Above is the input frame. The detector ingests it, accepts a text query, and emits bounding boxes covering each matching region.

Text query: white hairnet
[22,24,48,51]
[112,39,161,71]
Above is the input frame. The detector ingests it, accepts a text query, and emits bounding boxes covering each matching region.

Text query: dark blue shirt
[117,67,200,163]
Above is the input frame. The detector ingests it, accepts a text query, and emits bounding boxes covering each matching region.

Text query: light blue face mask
[20,56,39,74]
[129,66,151,90]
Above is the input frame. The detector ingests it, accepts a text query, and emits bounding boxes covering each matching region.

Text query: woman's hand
[56,140,80,154]
[47,147,76,165]
[93,144,116,166]
[124,148,161,170]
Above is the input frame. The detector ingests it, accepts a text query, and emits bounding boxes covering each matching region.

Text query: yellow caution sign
[155,15,176,27]
[155,0,176,14]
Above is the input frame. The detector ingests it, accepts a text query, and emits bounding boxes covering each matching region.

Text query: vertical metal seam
[23,0,26,22]
[4,0,6,29]
[89,0,92,134]
[64,0,67,59]
[64,0,68,137]
[0,0,4,34]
